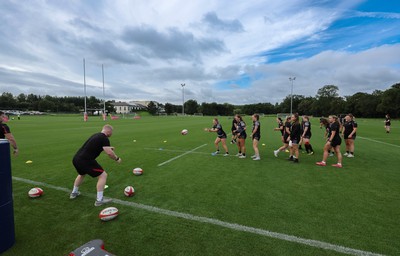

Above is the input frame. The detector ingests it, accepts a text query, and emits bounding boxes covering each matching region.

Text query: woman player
[234,115,247,158]
[320,117,334,157]
[230,116,238,144]
[316,115,343,168]
[274,116,291,157]
[342,114,357,158]
[205,118,229,156]
[384,114,391,133]
[301,115,314,155]
[287,113,301,163]
[251,114,261,161]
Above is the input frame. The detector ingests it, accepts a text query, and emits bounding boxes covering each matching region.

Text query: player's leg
[221,138,229,156]
[252,138,260,160]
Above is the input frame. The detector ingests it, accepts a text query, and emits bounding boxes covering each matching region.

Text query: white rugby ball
[181,129,188,135]
[124,186,135,197]
[28,187,43,198]
[133,167,143,176]
[99,207,119,221]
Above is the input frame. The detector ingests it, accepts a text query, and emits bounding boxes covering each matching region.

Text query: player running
[250,114,261,161]
[274,116,291,157]
[230,116,238,144]
[287,113,301,163]
[343,114,357,158]
[205,118,229,156]
[70,124,122,206]
[316,115,343,168]
[301,115,314,155]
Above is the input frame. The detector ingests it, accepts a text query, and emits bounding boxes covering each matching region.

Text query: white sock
[97,191,104,201]
[72,186,79,193]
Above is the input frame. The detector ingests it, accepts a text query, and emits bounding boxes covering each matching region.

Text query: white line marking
[12,176,385,256]
[358,136,400,148]
[144,147,211,155]
[157,144,208,166]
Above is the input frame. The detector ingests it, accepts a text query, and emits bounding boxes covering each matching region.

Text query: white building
[111,101,146,114]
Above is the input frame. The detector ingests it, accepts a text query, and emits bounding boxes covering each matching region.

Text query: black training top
[303,121,312,137]
[278,120,284,135]
[231,119,238,131]
[385,117,391,126]
[343,120,358,136]
[236,120,247,136]
[330,122,341,140]
[252,120,261,138]
[290,122,301,141]
[74,132,110,160]
[284,121,291,136]
[0,123,11,139]
[213,123,227,138]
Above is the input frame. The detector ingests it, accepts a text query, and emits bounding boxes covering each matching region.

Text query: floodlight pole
[102,64,106,120]
[83,58,87,121]
[181,83,185,116]
[289,77,296,116]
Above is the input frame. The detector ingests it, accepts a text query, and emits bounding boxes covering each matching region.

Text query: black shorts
[291,139,300,145]
[73,157,105,178]
[238,133,247,140]
[283,134,290,144]
[303,134,311,139]
[330,137,342,147]
[253,136,260,141]
[344,134,356,140]
[218,134,227,139]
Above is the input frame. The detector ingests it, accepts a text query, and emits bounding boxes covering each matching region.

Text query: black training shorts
[73,157,105,178]
[330,137,342,147]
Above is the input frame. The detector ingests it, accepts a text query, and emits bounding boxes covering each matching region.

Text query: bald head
[101,124,113,137]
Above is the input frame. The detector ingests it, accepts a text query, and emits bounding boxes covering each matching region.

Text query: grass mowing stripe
[12,176,385,256]
[157,143,208,166]
[358,136,400,148]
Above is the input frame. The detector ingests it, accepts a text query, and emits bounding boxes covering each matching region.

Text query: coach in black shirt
[0,111,18,156]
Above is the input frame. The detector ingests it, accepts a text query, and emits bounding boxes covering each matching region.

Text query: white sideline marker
[157,144,207,166]
[358,136,400,148]
[13,176,385,256]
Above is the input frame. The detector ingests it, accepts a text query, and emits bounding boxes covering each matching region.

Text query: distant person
[301,115,314,155]
[205,118,229,156]
[70,124,122,206]
[234,115,247,158]
[17,114,21,120]
[287,113,301,163]
[343,114,357,158]
[384,114,391,133]
[316,115,343,168]
[0,111,18,156]
[250,114,261,161]
[274,116,291,157]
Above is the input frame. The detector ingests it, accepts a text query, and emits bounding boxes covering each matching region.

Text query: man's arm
[5,133,18,156]
[103,146,122,163]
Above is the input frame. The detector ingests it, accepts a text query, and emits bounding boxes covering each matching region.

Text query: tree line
[1,83,399,117]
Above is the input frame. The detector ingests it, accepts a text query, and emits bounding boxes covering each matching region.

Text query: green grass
[2,115,400,255]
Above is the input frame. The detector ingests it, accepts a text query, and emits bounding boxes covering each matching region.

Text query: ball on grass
[133,167,143,176]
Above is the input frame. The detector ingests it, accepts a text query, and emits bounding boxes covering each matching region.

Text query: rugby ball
[99,207,119,221]
[181,129,188,135]
[28,187,43,198]
[133,167,143,176]
[124,186,135,197]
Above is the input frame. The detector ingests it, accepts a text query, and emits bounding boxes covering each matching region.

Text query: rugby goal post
[276,113,290,119]
[193,113,203,117]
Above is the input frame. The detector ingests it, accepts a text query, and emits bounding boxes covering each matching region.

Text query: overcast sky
[0,0,399,104]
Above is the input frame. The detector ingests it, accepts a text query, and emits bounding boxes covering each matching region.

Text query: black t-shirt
[252,121,261,138]
[385,118,391,126]
[0,123,11,139]
[231,119,238,131]
[236,121,246,136]
[74,133,110,160]
[343,120,358,136]
[303,121,312,136]
[284,121,291,136]
[330,122,341,140]
[213,123,227,138]
[278,121,284,135]
[290,122,301,141]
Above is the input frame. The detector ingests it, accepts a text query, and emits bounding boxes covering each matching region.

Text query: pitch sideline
[12,176,384,256]
[358,136,400,148]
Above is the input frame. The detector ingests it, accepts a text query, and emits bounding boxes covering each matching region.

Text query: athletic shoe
[223,153,229,157]
[329,153,334,157]
[332,163,342,168]
[211,151,219,156]
[307,151,314,155]
[94,198,112,207]
[343,152,349,156]
[287,156,294,161]
[235,153,242,157]
[316,161,326,166]
[69,192,80,199]
[253,157,261,161]
[251,155,256,159]
[347,154,354,158]
[239,155,246,159]
[273,150,279,157]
